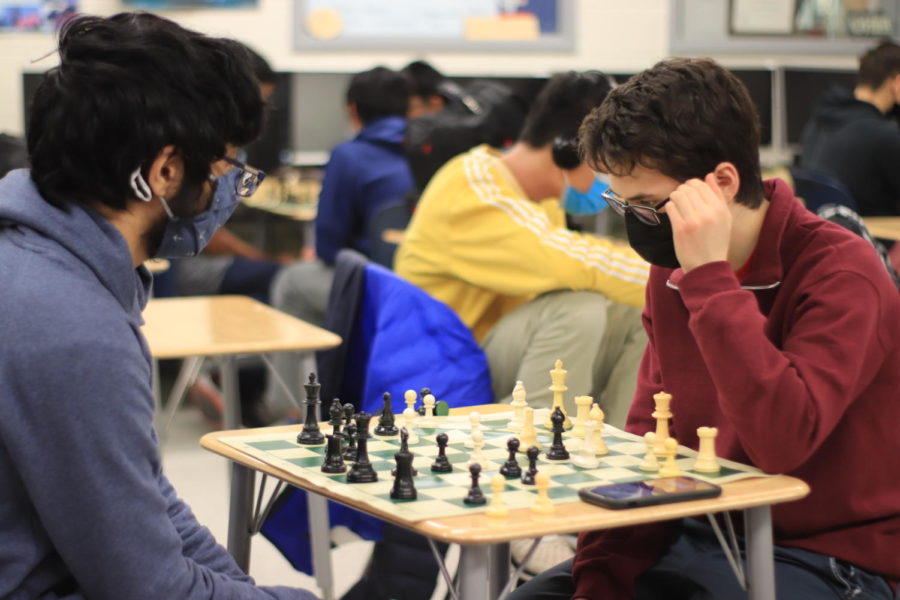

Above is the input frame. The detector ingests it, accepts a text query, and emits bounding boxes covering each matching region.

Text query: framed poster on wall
[293,0,574,52]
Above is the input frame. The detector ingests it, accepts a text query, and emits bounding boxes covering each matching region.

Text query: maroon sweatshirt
[573,179,900,598]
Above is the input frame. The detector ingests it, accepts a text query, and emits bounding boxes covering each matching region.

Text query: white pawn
[639,431,660,472]
[468,429,486,466]
[693,426,721,473]
[529,472,554,515]
[571,395,593,438]
[659,437,681,477]
[465,411,482,448]
[485,474,509,518]
[518,406,542,451]
[507,381,528,432]
[590,404,609,455]
[402,389,418,430]
[397,411,418,444]
[572,420,600,468]
[420,394,438,427]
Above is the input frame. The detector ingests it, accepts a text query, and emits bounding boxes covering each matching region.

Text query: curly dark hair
[858,39,900,89]
[27,12,264,210]
[580,58,764,207]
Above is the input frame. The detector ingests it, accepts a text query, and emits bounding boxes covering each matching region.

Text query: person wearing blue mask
[0,12,316,600]
[397,71,650,425]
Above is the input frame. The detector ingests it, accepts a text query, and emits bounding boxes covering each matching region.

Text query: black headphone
[551,136,581,170]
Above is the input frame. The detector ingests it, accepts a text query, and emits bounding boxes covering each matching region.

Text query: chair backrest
[317,249,493,416]
[790,166,858,213]
[366,199,412,269]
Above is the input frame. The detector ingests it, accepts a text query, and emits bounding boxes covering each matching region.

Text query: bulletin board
[293,0,574,52]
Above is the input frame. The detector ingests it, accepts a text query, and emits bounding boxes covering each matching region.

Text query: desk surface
[201,413,809,546]
[864,217,900,241]
[143,295,341,359]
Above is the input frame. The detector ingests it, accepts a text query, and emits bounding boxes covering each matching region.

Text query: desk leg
[458,544,510,600]
[745,506,776,600]
[227,462,255,573]
[220,356,241,431]
[307,494,334,600]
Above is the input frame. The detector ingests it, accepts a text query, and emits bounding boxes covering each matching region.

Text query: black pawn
[297,373,325,445]
[391,428,418,476]
[499,437,522,478]
[463,463,487,505]
[546,407,570,461]
[347,413,378,483]
[431,432,453,473]
[329,399,344,439]
[390,446,417,500]
[343,421,358,462]
[374,392,399,436]
[521,446,540,485]
[321,434,346,474]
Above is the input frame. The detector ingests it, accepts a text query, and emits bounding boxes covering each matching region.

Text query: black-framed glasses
[222,156,266,198]
[601,188,671,226]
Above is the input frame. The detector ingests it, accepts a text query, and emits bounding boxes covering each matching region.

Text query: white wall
[0,0,859,136]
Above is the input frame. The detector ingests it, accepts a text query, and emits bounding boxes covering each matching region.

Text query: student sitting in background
[395,71,649,427]
[402,59,448,118]
[512,56,900,600]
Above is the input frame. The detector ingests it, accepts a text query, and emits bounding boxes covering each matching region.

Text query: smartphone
[578,476,722,510]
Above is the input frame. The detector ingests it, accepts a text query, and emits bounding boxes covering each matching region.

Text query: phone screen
[590,476,716,499]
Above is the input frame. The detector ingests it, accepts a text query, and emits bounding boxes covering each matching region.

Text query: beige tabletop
[200,419,809,546]
[144,258,171,274]
[864,217,900,241]
[143,295,341,359]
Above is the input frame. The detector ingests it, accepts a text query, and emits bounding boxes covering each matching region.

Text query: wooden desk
[201,408,808,600]
[864,217,900,241]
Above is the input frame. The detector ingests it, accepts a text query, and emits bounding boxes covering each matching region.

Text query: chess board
[220,411,768,523]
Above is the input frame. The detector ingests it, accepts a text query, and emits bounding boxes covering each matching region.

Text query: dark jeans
[508,519,892,600]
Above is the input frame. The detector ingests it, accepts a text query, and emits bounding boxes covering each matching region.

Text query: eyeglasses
[601,188,671,226]
[222,156,266,198]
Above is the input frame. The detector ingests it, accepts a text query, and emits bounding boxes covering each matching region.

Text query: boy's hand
[666,173,732,272]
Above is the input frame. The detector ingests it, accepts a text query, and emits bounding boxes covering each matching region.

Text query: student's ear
[145,145,183,200]
[712,162,740,203]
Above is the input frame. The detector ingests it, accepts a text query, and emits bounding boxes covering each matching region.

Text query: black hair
[242,43,276,86]
[581,58,764,208]
[346,66,410,125]
[27,12,264,211]
[401,60,446,100]
[518,71,613,149]
[0,133,28,178]
[858,39,900,89]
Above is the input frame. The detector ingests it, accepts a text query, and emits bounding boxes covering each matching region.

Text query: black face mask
[624,211,681,269]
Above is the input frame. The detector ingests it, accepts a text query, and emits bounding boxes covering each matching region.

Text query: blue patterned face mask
[154,169,241,258]
[563,177,610,216]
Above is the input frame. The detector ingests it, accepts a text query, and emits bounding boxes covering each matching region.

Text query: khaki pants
[481,290,647,429]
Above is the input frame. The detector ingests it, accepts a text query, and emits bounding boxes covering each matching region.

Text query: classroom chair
[790,166,858,214]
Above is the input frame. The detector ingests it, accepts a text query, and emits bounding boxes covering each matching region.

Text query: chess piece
[463,463,487,505]
[297,373,325,445]
[693,427,721,473]
[402,389,418,429]
[529,472,554,515]
[499,438,522,478]
[391,428,418,476]
[431,432,453,473]
[518,407,542,452]
[321,434,346,473]
[590,403,609,455]
[485,474,509,518]
[507,381,528,431]
[342,421,358,462]
[639,431,660,472]
[572,420,599,468]
[521,446,540,485]
[652,391,673,456]
[347,413,378,483]
[545,359,571,430]
[659,437,682,478]
[418,388,432,414]
[465,411,482,448]
[374,392,399,436]
[571,395,593,438]
[328,398,344,439]
[468,429,486,466]
[545,407,570,461]
[420,394,438,427]
[390,441,417,500]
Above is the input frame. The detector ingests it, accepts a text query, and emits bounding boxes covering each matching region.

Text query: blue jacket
[0,170,313,600]
[315,116,414,265]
